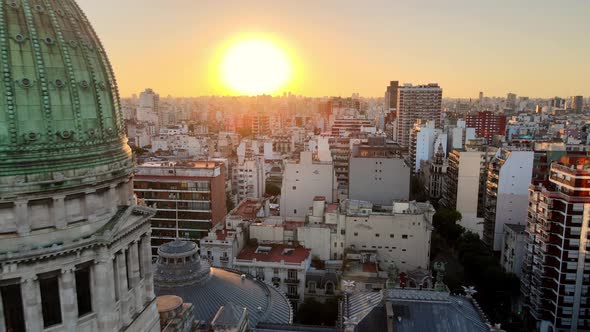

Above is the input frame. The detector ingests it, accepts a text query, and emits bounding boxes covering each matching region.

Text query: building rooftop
[231,199,263,219]
[236,244,310,264]
[344,289,495,332]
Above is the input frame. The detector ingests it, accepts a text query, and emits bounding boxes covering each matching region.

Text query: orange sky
[78,0,590,99]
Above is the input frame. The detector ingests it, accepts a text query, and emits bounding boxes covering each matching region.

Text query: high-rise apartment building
[396,83,443,148]
[134,161,227,255]
[442,147,497,237]
[465,111,507,143]
[572,95,584,113]
[506,93,518,110]
[522,155,590,332]
[138,88,161,128]
[0,1,159,330]
[385,80,400,111]
[483,149,534,251]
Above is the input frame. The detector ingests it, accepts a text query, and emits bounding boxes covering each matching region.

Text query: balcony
[220,256,230,262]
[286,293,300,300]
[284,278,300,284]
[272,276,281,283]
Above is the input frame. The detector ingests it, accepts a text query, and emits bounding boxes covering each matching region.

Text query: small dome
[159,239,199,255]
[154,240,292,328]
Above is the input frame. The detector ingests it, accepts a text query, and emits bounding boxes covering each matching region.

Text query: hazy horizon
[78,0,590,99]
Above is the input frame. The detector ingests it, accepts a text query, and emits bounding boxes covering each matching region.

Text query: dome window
[55,79,65,88]
[80,80,89,89]
[8,1,18,9]
[21,78,31,88]
[44,37,54,45]
[14,34,25,43]
[34,4,44,12]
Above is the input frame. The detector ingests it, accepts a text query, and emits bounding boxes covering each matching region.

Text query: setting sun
[220,38,292,95]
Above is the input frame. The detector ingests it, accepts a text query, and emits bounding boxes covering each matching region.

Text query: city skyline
[78,0,590,98]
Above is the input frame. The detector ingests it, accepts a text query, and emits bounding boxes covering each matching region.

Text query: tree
[265,182,281,196]
[432,209,464,245]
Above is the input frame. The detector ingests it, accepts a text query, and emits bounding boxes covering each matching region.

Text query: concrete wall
[297,226,332,261]
[349,157,410,205]
[345,213,432,272]
[250,224,285,243]
[280,152,336,218]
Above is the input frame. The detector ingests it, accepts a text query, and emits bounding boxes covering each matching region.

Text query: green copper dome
[0,0,132,195]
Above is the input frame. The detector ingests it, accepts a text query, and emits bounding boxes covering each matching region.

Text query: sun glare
[220,38,292,95]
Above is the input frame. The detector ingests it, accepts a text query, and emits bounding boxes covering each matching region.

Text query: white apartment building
[410,121,447,174]
[233,156,266,202]
[443,148,497,237]
[343,200,435,272]
[483,149,534,251]
[234,244,312,305]
[280,151,337,219]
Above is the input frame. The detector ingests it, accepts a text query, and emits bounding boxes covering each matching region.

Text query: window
[294,209,297,214]
[375,233,380,237]
[288,269,298,280]
[292,186,296,190]
[39,274,62,327]
[1,283,25,332]
[354,232,358,236]
[402,235,408,239]
[390,234,394,238]
[288,285,298,296]
[113,259,119,301]
[76,266,93,316]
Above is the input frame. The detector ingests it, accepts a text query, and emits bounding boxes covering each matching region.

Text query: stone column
[53,195,67,230]
[108,184,118,213]
[15,200,30,235]
[94,246,117,331]
[59,267,78,332]
[22,277,43,332]
[140,234,155,302]
[116,250,132,327]
[128,241,143,314]
[84,189,96,222]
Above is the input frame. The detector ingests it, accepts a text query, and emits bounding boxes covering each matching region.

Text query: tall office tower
[479,91,484,104]
[572,95,584,113]
[551,97,565,109]
[134,161,227,255]
[138,88,161,128]
[385,80,400,110]
[395,83,443,148]
[465,110,507,143]
[0,1,159,331]
[522,154,590,332]
[506,92,517,110]
[252,108,271,137]
[483,149,534,251]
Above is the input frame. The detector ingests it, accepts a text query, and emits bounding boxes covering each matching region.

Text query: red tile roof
[232,199,260,218]
[236,244,310,264]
